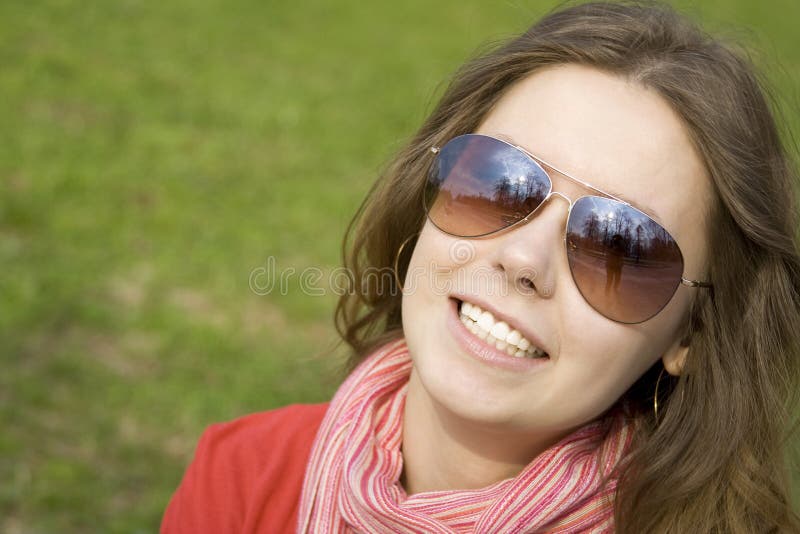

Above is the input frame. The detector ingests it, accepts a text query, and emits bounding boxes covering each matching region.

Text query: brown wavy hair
[333,1,800,531]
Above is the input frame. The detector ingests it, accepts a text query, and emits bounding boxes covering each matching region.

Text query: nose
[488,192,572,299]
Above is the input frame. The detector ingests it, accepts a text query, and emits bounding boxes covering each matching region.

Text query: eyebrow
[493,133,667,227]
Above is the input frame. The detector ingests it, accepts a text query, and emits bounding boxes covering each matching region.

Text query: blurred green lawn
[1,1,798,532]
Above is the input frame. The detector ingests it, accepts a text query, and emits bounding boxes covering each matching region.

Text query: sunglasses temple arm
[680,277,713,288]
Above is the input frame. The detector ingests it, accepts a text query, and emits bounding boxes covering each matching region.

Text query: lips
[445,297,552,372]
[458,301,548,359]
[452,295,550,357]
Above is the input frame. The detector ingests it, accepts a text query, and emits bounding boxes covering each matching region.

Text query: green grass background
[1,1,797,532]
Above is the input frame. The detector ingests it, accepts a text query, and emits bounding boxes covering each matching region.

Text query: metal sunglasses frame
[423,133,713,323]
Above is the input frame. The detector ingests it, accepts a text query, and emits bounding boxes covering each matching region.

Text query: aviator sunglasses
[423,133,713,324]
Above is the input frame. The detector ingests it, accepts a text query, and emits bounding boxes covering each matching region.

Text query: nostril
[515,266,538,294]
[521,277,535,291]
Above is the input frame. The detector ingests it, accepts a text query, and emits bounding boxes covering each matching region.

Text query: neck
[400,368,564,495]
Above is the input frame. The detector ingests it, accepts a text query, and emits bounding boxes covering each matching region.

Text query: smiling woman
[402,65,715,475]
[162,1,800,532]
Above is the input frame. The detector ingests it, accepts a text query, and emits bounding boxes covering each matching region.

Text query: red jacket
[161,402,329,534]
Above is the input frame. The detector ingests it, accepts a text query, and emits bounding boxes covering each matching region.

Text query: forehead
[475,64,712,251]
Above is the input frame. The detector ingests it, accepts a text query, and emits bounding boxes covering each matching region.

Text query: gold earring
[653,367,666,422]
[393,232,420,293]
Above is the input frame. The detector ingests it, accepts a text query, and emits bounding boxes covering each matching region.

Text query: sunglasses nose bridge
[546,190,574,208]
[520,190,573,238]
[526,190,572,221]
[520,190,573,223]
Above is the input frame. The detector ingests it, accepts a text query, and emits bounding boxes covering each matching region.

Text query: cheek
[552,301,687,417]
[402,224,464,300]
[557,333,653,406]
[416,225,465,270]
[400,226,452,352]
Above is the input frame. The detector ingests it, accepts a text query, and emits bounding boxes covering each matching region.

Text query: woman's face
[401,64,712,436]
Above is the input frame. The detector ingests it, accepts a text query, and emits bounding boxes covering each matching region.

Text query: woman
[162,1,800,532]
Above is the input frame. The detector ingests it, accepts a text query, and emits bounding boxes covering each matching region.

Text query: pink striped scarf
[298,338,634,533]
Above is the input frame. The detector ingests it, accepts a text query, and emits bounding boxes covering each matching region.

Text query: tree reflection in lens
[566,196,684,323]
[426,135,550,237]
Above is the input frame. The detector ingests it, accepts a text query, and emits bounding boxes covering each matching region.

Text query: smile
[459,300,547,358]
[447,298,551,372]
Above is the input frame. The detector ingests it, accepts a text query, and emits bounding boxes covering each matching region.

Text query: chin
[410,341,532,427]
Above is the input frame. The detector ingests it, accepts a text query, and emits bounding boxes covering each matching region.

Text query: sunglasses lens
[566,197,684,323]
[425,134,550,237]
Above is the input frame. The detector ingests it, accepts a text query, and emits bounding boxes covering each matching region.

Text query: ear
[661,337,689,376]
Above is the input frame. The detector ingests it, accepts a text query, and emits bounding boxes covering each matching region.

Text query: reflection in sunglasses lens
[566,196,684,323]
[426,135,550,237]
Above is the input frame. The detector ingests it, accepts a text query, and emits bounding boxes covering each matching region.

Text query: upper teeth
[459,301,547,359]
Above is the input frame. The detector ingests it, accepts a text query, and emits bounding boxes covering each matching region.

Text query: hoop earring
[653,367,666,422]
[393,232,420,293]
